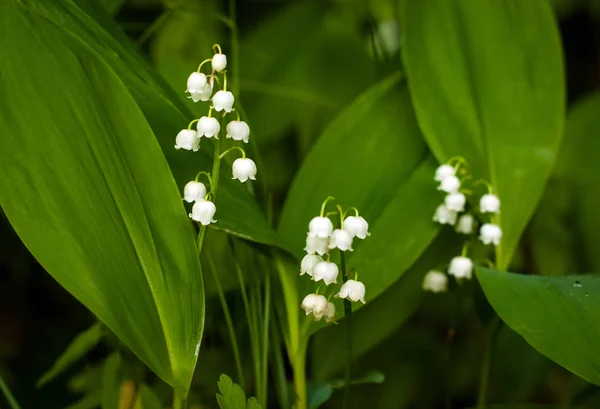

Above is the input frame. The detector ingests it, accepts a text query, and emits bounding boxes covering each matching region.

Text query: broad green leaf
[19,0,280,247]
[403,0,565,268]
[476,267,600,386]
[278,74,439,311]
[0,2,202,391]
[101,354,122,409]
[553,93,600,272]
[37,323,103,387]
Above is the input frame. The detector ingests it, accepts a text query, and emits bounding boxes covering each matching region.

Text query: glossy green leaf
[403,0,565,268]
[19,0,280,247]
[0,2,202,392]
[476,267,600,386]
[279,74,439,311]
[37,323,103,387]
[101,354,122,409]
[307,383,333,409]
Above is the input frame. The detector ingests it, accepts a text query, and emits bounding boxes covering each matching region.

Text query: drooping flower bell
[343,216,370,239]
[422,270,448,293]
[444,192,466,212]
[434,164,455,182]
[328,229,353,251]
[312,261,339,285]
[308,217,334,238]
[479,223,502,245]
[211,53,227,72]
[189,200,217,226]
[448,256,473,280]
[300,254,323,277]
[324,302,336,323]
[174,129,200,151]
[226,120,250,143]
[304,235,329,256]
[301,293,328,320]
[183,181,207,203]
[336,279,366,304]
[186,72,212,102]
[232,158,257,183]
[455,214,475,234]
[433,204,457,225]
[438,175,460,193]
[212,90,235,113]
[197,116,220,138]
[480,193,501,214]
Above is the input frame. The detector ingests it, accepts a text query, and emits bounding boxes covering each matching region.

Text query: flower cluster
[175,45,257,226]
[300,197,370,322]
[424,158,502,293]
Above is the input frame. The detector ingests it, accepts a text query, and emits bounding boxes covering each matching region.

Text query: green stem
[260,271,271,407]
[292,341,308,409]
[340,251,352,408]
[477,317,499,408]
[0,374,21,409]
[271,320,290,409]
[173,391,183,409]
[210,116,224,201]
[206,253,245,388]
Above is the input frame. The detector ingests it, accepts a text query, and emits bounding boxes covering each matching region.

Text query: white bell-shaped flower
[186,72,210,102]
[196,83,213,102]
[174,129,200,151]
[312,261,339,285]
[301,293,328,320]
[336,279,366,304]
[438,175,460,193]
[183,181,207,203]
[434,164,455,182]
[324,302,336,323]
[448,256,473,280]
[343,216,370,239]
[212,90,234,112]
[444,192,466,212]
[304,235,329,256]
[308,217,333,238]
[328,229,353,251]
[422,270,448,293]
[455,214,475,234]
[232,158,257,183]
[433,204,457,225]
[212,53,227,72]
[479,223,502,245]
[189,200,216,225]
[300,254,323,277]
[226,120,250,143]
[480,193,501,214]
[197,116,220,138]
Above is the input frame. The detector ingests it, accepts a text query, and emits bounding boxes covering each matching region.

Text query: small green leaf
[330,370,386,389]
[476,267,600,386]
[246,397,263,409]
[403,0,565,268]
[307,383,333,409]
[64,391,101,409]
[216,374,247,409]
[101,354,122,409]
[37,323,103,387]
